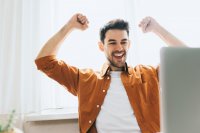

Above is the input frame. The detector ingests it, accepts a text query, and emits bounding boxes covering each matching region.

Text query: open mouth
[112,52,125,60]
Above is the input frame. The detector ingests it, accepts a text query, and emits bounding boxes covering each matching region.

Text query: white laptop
[160,47,200,133]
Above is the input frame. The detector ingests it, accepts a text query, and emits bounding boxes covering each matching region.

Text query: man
[35,13,185,133]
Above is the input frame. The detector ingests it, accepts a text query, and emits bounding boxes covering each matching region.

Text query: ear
[98,41,104,52]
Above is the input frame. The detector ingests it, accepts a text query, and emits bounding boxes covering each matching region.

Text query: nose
[115,43,123,51]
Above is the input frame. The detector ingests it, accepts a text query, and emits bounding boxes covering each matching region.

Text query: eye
[109,42,117,45]
[121,41,128,45]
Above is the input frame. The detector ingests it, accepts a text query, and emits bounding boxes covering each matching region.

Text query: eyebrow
[121,39,128,42]
[108,38,128,42]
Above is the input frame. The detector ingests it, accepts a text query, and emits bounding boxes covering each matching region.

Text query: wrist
[152,23,164,35]
[65,23,75,31]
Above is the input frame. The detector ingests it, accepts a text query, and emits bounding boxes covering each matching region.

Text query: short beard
[106,55,126,69]
[107,57,124,68]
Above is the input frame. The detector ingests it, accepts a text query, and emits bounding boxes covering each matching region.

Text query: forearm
[36,23,74,59]
[153,25,186,47]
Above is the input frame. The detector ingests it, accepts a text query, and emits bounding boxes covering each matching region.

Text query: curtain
[0,0,42,114]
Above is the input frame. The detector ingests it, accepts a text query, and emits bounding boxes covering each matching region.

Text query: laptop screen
[160,47,200,133]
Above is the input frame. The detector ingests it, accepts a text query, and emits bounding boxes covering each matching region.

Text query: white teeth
[114,53,123,56]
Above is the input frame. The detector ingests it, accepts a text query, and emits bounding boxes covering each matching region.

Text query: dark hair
[99,19,129,43]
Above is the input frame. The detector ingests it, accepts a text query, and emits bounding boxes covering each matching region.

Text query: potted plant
[0,110,16,133]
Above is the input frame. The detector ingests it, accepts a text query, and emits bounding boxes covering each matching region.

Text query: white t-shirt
[96,71,141,133]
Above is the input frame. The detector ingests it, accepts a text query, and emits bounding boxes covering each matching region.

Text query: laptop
[160,47,200,133]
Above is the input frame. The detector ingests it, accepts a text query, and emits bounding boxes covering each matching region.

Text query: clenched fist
[139,17,160,33]
[67,13,89,31]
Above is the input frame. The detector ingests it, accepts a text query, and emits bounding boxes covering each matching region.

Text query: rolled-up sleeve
[149,65,160,82]
[35,55,79,96]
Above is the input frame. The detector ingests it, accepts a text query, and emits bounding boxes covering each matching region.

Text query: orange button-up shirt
[35,55,160,133]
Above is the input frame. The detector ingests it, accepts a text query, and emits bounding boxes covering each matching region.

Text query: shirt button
[89,120,92,124]
[97,105,100,108]
[103,90,106,92]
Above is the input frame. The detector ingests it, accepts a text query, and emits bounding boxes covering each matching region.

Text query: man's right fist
[68,13,89,31]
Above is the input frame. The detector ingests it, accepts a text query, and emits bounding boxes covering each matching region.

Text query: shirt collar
[100,62,132,77]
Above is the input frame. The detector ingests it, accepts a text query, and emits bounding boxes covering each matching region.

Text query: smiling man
[35,13,185,133]
[98,20,130,71]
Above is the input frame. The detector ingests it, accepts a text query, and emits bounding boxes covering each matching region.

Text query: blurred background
[0,0,199,117]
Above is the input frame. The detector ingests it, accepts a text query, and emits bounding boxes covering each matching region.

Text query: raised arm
[36,13,89,59]
[139,17,186,47]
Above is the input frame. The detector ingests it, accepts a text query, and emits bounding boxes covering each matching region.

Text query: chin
[107,57,126,68]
